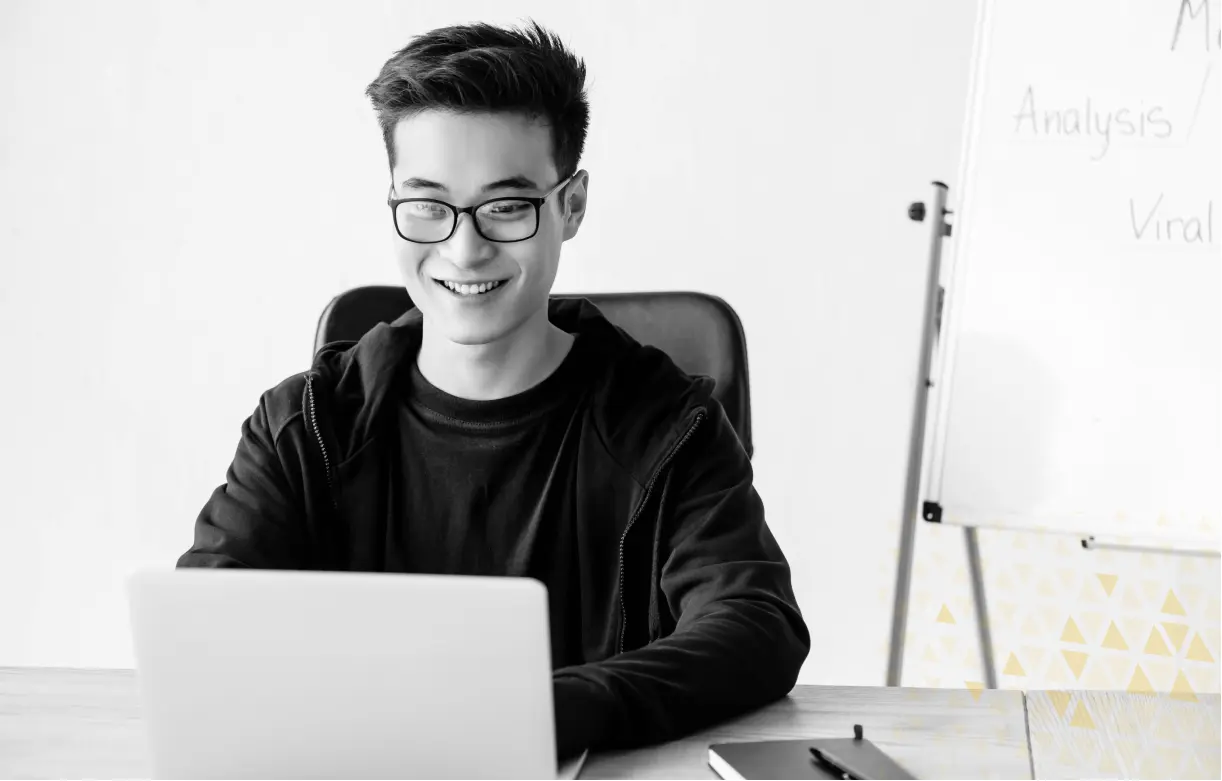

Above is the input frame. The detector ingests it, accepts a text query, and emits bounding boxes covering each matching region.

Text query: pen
[809,746,855,780]
[809,724,865,780]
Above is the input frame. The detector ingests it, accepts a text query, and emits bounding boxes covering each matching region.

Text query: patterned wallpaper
[901,522,1220,698]
[1025,689,1221,778]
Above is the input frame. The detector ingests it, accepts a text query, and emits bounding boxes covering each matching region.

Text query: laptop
[127,568,585,779]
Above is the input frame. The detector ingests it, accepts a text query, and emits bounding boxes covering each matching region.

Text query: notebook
[708,737,916,780]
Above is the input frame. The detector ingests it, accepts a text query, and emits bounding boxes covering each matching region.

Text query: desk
[0,668,1029,780]
[1,667,1218,780]
[582,684,1031,779]
[1,668,146,780]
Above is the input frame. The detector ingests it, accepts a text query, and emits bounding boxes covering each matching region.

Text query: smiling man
[388,109,581,401]
[178,19,810,760]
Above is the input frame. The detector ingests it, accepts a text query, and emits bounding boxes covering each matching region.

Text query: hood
[308,297,717,480]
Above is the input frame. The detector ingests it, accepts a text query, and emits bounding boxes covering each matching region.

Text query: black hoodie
[178,297,810,759]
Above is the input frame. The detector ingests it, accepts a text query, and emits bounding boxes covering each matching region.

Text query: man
[178,19,810,760]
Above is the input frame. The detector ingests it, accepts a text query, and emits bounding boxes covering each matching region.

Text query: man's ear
[561,170,589,241]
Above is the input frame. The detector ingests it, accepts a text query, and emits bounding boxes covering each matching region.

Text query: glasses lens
[396,201,455,242]
[476,200,538,241]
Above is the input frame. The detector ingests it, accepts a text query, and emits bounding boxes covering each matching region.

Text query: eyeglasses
[387,172,577,244]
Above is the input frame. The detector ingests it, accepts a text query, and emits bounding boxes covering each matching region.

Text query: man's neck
[416,313,576,401]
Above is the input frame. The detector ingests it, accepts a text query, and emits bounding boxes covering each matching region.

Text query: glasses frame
[387,171,578,244]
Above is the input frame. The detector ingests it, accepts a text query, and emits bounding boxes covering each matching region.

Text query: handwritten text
[1130,194,1216,244]
[1012,87,1172,161]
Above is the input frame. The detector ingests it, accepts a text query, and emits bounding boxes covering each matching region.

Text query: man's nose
[444,213,495,269]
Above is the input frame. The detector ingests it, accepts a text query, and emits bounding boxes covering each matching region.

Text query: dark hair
[366,19,590,180]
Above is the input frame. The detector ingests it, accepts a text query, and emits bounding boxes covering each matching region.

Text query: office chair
[314,286,753,458]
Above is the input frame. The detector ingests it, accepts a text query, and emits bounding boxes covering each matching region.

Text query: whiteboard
[926,0,1221,549]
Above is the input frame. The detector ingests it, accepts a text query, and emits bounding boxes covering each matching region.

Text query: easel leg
[886,182,951,688]
[965,526,997,688]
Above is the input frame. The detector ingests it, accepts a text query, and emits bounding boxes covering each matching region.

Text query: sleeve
[551,402,811,758]
[176,393,313,569]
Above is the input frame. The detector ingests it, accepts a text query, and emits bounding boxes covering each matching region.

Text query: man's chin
[442,330,505,347]
[417,290,544,348]
[427,317,514,348]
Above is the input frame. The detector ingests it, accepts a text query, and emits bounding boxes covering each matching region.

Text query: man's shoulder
[580,331,717,482]
[557,296,716,411]
[256,371,310,443]
[254,342,358,444]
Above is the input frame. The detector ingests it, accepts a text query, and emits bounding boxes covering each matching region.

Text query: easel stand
[886,182,1000,690]
[886,182,1219,691]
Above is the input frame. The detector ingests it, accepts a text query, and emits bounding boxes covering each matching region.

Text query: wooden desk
[581,685,1032,779]
[0,667,1029,780]
[3,667,1218,780]
[1,668,148,780]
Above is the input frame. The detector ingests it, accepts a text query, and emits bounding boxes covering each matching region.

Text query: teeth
[442,279,502,296]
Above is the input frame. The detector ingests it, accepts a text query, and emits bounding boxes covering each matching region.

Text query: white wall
[0,0,979,684]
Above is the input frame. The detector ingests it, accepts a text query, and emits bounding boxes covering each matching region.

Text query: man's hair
[366,19,590,181]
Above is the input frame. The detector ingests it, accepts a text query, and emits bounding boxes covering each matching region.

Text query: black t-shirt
[394,335,593,669]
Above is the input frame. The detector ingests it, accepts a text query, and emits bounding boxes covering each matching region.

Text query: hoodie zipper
[617,410,705,654]
[305,374,338,511]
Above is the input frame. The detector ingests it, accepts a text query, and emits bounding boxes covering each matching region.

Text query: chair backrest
[314,286,752,457]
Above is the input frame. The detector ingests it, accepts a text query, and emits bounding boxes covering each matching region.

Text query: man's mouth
[433,278,509,297]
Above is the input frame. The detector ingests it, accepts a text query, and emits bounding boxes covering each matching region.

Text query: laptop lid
[126,568,556,779]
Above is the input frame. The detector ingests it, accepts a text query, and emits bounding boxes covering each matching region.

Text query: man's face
[389,110,586,347]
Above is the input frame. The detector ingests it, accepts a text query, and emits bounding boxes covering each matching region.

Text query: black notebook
[708,737,916,780]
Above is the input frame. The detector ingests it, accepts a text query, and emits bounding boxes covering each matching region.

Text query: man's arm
[177,391,312,569]
[552,403,811,758]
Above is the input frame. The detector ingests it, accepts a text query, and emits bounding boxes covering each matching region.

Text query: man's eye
[485,201,531,217]
[410,203,448,218]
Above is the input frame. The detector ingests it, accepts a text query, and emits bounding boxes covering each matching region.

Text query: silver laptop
[127,568,573,779]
